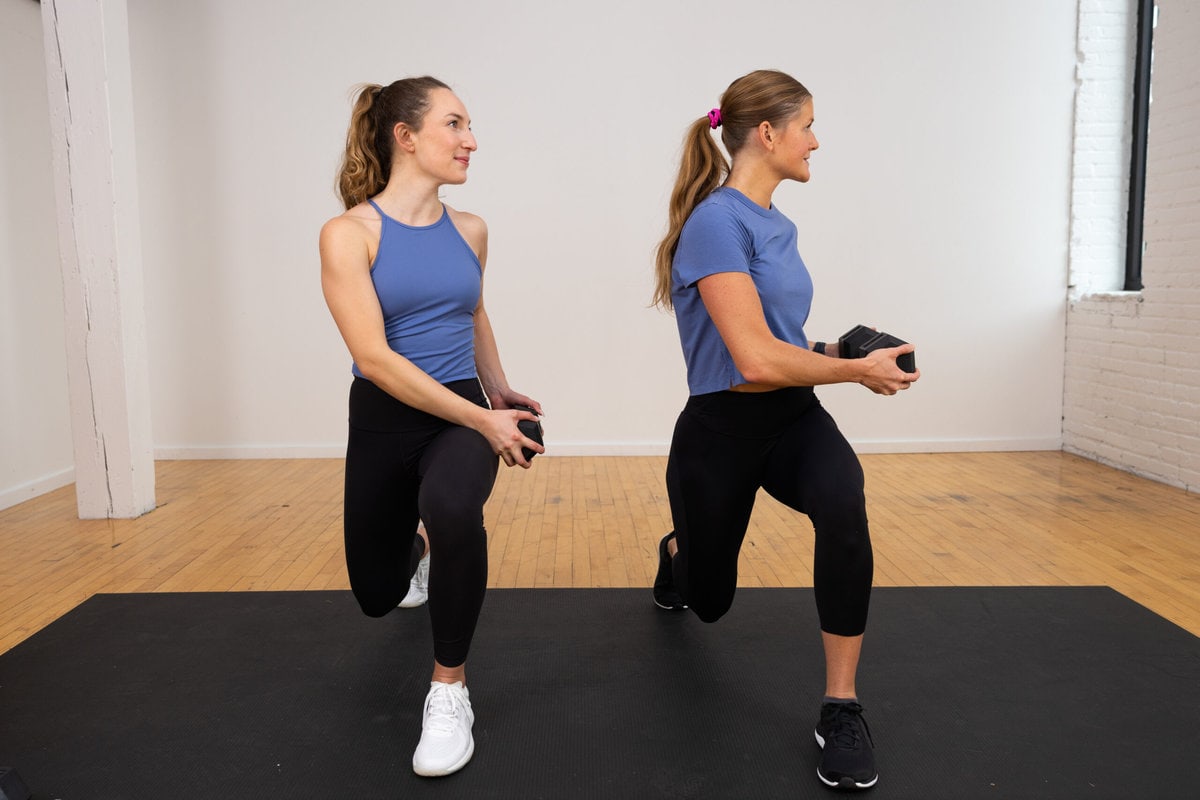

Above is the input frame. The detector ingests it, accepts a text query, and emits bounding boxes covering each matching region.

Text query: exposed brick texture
[1065,1,1200,492]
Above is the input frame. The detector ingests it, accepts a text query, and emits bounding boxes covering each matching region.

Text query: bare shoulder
[445,205,488,253]
[319,203,379,247]
[320,203,379,259]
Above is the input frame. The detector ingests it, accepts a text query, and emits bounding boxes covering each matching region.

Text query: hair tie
[707,108,723,129]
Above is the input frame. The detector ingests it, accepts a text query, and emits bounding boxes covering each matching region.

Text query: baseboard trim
[153,437,1063,460]
[0,467,75,512]
[154,445,347,460]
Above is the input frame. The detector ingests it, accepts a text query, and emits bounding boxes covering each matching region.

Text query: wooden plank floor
[2,452,1199,655]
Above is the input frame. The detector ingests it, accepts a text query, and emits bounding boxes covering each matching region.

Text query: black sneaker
[652,533,687,610]
[814,701,878,790]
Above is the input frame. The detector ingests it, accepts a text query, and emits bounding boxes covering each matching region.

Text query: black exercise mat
[1,587,1197,799]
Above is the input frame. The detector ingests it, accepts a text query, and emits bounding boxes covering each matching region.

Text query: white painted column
[41,0,155,519]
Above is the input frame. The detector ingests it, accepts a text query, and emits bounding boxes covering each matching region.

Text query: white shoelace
[413,554,429,591]
[424,684,466,734]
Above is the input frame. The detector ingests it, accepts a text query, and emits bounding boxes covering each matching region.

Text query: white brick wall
[1064,1,1200,492]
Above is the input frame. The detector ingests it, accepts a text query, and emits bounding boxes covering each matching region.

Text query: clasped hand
[481,391,544,468]
[860,344,920,396]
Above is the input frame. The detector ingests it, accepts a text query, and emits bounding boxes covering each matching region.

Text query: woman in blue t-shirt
[651,69,920,792]
[320,76,543,778]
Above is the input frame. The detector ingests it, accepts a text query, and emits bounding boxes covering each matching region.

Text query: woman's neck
[372,174,444,226]
[724,159,781,210]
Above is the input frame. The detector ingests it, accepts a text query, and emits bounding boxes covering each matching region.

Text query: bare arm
[696,272,919,395]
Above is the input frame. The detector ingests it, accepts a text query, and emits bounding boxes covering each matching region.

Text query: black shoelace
[826,703,874,749]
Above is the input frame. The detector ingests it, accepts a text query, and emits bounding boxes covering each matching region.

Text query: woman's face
[408,88,478,184]
[774,100,819,183]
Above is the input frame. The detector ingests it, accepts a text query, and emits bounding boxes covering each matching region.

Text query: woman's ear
[393,121,417,154]
[755,120,776,151]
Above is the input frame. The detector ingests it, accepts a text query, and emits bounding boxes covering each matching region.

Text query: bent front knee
[355,594,399,618]
[688,595,733,624]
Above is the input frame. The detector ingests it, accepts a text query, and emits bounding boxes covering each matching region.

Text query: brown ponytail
[336,76,451,210]
[653,70,812,310]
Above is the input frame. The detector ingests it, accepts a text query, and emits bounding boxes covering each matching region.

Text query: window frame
[1124,0,1155,292]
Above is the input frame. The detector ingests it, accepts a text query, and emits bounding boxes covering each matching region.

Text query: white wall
[0,0,73,510]
[4,1,1081,508]
[1064,0,1200,492]
[123,0,1078,458]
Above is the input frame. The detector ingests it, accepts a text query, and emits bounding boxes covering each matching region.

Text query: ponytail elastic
[707,108,723,129]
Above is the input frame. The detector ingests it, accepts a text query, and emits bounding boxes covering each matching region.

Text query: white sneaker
[412,680,475,776]
[399,551,430,608]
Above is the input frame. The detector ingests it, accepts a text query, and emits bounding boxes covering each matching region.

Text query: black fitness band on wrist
[813,341,826,355]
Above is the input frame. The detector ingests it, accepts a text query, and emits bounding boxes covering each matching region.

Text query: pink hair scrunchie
[707,108,722,129]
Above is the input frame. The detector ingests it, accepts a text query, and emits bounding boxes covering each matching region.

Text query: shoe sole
[653,534,688,610]
[814,731,878,790]
[413,737,474,777]
[815,770,878,790]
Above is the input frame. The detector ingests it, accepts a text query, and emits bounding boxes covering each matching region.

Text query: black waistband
[683,385,818,438]
[348,376,486,432]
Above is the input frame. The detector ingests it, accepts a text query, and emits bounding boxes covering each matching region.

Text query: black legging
[343,376,498,667]
[665,386,873,636]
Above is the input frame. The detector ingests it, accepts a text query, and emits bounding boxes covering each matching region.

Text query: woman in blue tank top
[320,76,543,778]
[651,70,920,792]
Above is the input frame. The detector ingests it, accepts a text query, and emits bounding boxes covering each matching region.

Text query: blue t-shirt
[672,187,814,395]
[352,201,481,383]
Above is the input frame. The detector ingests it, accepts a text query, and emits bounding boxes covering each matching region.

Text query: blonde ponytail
[653,118,728,309]
[337,84,385,210]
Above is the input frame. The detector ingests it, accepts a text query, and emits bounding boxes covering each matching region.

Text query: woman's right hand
[477,407,544,469]
[858,344,920,396]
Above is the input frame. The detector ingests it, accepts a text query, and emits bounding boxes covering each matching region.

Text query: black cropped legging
[665,386,873,636]
[343,376,498,668]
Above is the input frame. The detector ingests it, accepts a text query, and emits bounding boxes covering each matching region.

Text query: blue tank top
[351,200,482,383]
[671,187,814,395]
